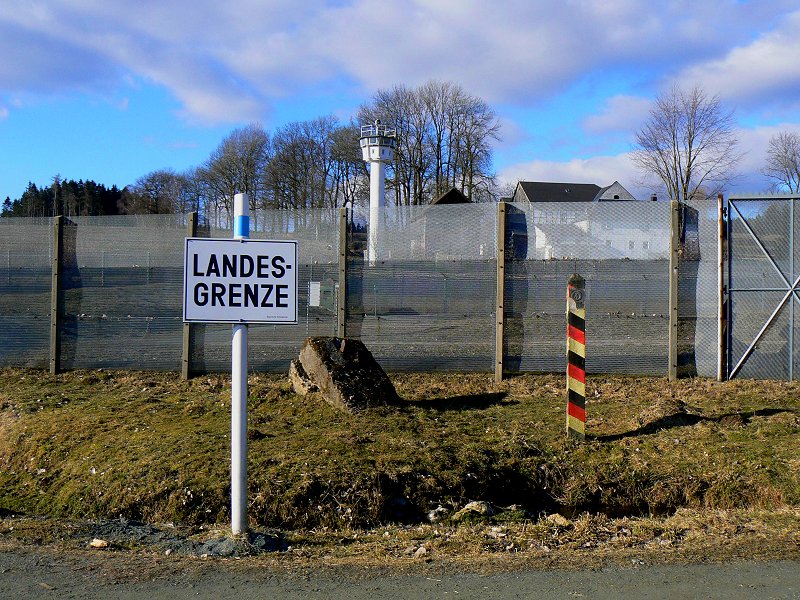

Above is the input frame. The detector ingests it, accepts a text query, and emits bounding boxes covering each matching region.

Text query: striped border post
[566,274,586,439]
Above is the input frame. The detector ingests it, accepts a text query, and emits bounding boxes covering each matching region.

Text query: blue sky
[2,0,800,203]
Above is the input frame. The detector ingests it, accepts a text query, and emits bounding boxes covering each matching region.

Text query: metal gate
[726,195,800,380]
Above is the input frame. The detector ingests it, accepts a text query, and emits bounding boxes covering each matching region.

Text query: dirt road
[2,549,798,600]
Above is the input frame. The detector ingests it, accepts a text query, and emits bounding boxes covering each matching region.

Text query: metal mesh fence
[680,199,721,378]
[59,215,188,370]
[194,208,340,372]
[3,201,774,379]
[727,197,799,380]
[0,217,52,367]
[505,202,671,375]
[346,204,497,370]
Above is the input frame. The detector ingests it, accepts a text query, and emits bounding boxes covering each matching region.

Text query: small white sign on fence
[183,238,298,323]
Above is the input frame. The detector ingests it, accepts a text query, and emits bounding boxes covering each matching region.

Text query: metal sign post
[182,192,298,535]
[231,193,249,535]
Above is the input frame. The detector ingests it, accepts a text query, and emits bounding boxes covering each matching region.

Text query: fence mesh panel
[0,217,52,367]
[680,199,721,377]
[59,215,188,370]
[505,202,671,375]
[346,203,497,370]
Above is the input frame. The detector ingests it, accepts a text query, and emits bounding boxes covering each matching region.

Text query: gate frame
[725,194,800,380]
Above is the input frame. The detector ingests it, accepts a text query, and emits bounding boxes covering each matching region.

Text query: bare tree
[266,121,313,212]
[198,124,271,222]
[303,115,338,209]
[265,115,364,213]
[329,124,368,208]
[632,85,740,202]
[451,92,500,200]
[420,80,452,198]
[126,169,187,214]
[359,84,430,206]
[359,80,499,205]
[763,131,800,193]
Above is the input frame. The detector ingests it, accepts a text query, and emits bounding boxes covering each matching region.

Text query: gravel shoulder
[1,511,799,599]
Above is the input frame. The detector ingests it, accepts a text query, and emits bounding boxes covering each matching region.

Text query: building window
[629,240,635,250]
[642,240,650,250]
[606,239,613,248]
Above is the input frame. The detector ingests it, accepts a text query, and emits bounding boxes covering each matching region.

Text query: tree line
[1,177,126,218]
[2,80,501,223]
[5,80,799,221]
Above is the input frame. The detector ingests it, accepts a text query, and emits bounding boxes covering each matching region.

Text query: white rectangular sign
[183,238,298,323]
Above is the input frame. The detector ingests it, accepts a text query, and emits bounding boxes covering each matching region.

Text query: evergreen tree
[6,178,125,217]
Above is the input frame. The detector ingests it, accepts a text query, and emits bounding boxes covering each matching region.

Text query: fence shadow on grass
[592,407,796,442]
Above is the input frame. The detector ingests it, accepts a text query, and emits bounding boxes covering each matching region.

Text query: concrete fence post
[338,207,348,339]
[717,194,727,381]
[49,216,63,375]
[668,201,680,381]
[181,212,198,381]
[495,202,506,383]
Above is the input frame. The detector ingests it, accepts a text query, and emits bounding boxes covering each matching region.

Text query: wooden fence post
[49,216,63,375]
[181,212,198,381]
[566,273,586,439]
[495,202,506,383]
[668,201,680,381]
[338,207,348,339]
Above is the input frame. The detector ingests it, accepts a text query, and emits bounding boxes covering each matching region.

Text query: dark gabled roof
[517,182,601,203]
[431,187,471,205]
[594,181,637,201]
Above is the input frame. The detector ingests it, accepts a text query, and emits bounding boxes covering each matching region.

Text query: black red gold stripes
[567,274,586,439]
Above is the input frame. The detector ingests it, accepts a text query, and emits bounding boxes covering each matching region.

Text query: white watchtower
[360,119,396,263]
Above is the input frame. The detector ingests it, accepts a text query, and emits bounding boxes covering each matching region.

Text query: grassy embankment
[0,368,798,533]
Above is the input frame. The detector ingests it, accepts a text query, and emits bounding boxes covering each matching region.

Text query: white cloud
[495,116,531,147]
[673,9,800,109]
[0,106,8,120]
[583,95,652,135]
[728,122,800,193]
[0,0,798,124]
[0,22,118,93]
